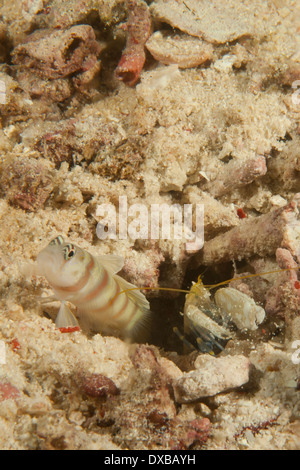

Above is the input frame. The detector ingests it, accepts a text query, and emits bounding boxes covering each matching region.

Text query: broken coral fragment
[0,72,33,121]
[265,248,300,319]
[214,288,265,331]
[146,31,213,68]
[267,138,300,192]
[17,72,72,103]
[12,25,101,80]
[46,0,98,28]
[79,373,120,398]
[31,113,129,169]
[195,196,300,265]
[0,157,54,212]
[97,0,127,25]
[115,0,151,86]
[172,355,251,402]
[202,155,267,197]
[0,0,44,45]
[150,0,275,44]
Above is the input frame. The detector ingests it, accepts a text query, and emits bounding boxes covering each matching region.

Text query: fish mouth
[37,249,64,282]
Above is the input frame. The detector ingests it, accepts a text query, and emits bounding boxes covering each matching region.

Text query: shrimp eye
[63,244,76,261]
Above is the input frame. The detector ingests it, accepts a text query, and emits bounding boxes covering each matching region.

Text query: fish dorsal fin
[113,274,150,311]
[96,254,124,274]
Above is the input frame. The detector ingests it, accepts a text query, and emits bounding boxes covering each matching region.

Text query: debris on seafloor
[109,344,212,449]
[146,31,214,69]
[0,157,54,211]
[265,248,300,320]
[45,0,100,29]
[115,0,152,86]
[195,196,300,266]
[201,155,267,198]
[172,355,251,403]
[12,25,102,92]
[150,0,275,43]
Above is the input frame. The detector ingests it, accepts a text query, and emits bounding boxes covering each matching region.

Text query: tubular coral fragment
[202,155,267,198]
[115,0,151,86]
[194,195,300,266]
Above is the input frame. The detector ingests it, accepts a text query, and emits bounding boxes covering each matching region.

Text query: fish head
[37,235,86,289]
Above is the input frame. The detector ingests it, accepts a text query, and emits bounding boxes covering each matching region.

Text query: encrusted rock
[267,138,300,192]
[150,0,275,44]
[280,64,300,86]
[0,72,33,122]
[202,155,267,197]
[17,72,72,103]
[12,25,101,80]
[115,0,152,86]
[97,0,127,25]
[172,355,251,402]
[195,196,300,266]
[0,157,54,211]
[146,31,213,68]
[265,248,300,319]
[0,0,44,44]
[0,381,20,402]
[46,0,99,28]
[24,114,127,168]
[79,373,120,398]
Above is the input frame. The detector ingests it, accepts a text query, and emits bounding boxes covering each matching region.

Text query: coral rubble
[0,0,299,451]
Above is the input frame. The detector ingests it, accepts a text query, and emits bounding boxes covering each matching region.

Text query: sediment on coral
[194,196,300,266]
[115,0,152,86]
[150,0,276,43]
[146,31,214,69]
[0,156,54,211]
[12,25,102,97]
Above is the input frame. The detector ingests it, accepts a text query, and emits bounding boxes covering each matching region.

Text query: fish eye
[50,235,64,246]
[63,244,76,261]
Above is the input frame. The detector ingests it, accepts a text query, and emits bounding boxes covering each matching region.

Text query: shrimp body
[182,279,232,354]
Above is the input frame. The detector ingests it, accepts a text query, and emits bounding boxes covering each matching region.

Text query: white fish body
[37,236,150,339]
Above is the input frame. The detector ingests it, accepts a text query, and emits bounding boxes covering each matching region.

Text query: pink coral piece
[115,0,151,86]
[116,46,146,86]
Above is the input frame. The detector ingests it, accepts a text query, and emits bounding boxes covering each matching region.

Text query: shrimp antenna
[111,266,299,301]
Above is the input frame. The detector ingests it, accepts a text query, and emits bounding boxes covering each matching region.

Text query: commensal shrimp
[36,236,299,350]
[112,267,299,354]
[36,236,150,341]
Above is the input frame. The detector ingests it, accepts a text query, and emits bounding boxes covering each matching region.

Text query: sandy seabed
[0,0,299,450]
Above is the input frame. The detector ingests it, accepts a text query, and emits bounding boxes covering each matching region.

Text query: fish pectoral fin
[96,254,124,274]
[113,274,150,311]
[55,302,79,328]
